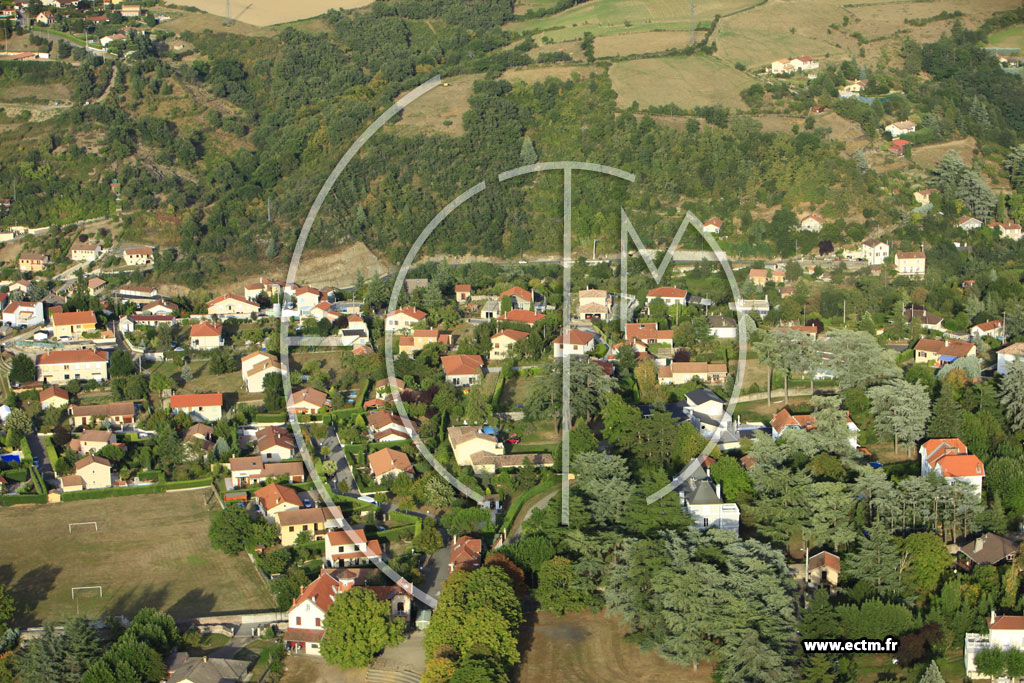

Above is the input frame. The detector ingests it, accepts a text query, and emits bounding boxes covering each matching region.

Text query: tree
[975,647,1006,678]
[1000,361,1024,432]
[413,517,443,554]
[755,328,806,404]
[536,556,595,614]
[846,524,902,595]
[868,380,931,456]
[0,585,12,630]
[109,349,133,377]
[208,506,256,554]
[8,354,34,384]
[425,567,522,670]
[180,363,194,382]
[320,587,404,668]
[819,330,900,390]
[263,372,285,412]
[901,532,952,600]
[524,358,614,424]
[5,408,31,440]
[574,451,635,525]
[519,135,538,165]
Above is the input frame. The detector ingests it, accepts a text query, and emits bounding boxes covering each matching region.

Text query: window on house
[315,618,321,627]
[295,617,301,625]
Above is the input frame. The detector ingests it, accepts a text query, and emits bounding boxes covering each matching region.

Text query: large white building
[998,342,1024,375]
[966,613,1024,677]
[680,460,740,533]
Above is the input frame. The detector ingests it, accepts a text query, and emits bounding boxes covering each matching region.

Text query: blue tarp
[939,355,958,363]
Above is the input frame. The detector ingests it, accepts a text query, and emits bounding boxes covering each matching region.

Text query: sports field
[510,0,750,43]
[1,491,273,627]
[609,55,754,109]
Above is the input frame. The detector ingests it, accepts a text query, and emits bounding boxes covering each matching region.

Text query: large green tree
[320,587,404,668]
[1000,361,1024,432]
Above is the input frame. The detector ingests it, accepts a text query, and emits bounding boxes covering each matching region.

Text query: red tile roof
[51,310,96,326]
[254,483,302,511]
[497,309,545,325]
[189,321,223,337]
[169,393,223,408]
[441,354,484,376]
[554,329,594,346]
[37,349,107,365]
[367,448,414,479]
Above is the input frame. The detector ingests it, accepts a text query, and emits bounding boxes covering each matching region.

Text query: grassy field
[518,610,714,682]
[988,23,1024,50]
[163,0,370,28]
[609,55,754,109]
[714,0,842,69]
[500,63,603,85]
[514,0,563,16]
[1,491,273,627]
[911,137,978,170]
[509,0,750,43]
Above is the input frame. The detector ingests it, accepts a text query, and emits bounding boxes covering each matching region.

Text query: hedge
[255,413,287,423]
[2,467,29,483]
[43,436,59,470]
[372,526,415,543]
[388,510,422,536]
[1,493,47,506]
[353,378,370,409]
[62,477,213,501]
[29,465,46,496]
[491,374,505,412]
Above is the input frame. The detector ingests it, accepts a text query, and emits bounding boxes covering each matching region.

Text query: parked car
[507,433,520,445]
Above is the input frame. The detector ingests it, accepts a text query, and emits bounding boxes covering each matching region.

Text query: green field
[609,55,755,109]
[509,0,751,42]
[988,24,1024,50]
[1,491,273,627]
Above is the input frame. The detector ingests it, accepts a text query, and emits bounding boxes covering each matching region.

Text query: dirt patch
[281,655,366,683]
[294,241,390,289]
[518,610,714,683]
[501,63,603,85]
[911,137,979,170]
[393,74,480,136]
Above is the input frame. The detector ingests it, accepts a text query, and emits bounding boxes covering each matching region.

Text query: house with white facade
[997,342,1024,375]
[920,438,984,496]
[680,461,740,533]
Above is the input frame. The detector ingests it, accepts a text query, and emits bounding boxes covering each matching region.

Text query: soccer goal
[68,521,99,534]
[71,586,103,615]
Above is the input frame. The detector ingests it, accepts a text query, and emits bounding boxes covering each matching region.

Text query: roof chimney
[977,536,985,551]
[992,610,997,625]
[716,482,722,499]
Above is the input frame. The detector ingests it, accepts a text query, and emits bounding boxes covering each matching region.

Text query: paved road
[25,433,56,488]
[321,426,356,493]
[508,484,563,542]
[419,532,451,600]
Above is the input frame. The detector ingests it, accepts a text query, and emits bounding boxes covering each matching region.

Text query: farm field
[518,610,714,682]
[609,55,754,109]
[0,491,273,627]
[508,0,749,43]
[500,63,603,85]
[713,0,843,70]
[592,29,693,58]
[910,137,978,170]
[163,0,370,28]
[988,23,1024,50]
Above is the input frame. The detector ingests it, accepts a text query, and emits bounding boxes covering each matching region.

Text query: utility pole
[592,238,597,261]
[224,0,232,26]
[843,299,846,325]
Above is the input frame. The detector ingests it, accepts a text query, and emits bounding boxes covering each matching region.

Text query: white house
[970,320,1004,341]
[998,343,1024,375]
[894,251,926,277]
[958,216,983,231]
[2,300,43,328]
[702,217,723,234]
[966,614,1024,677]
[385,306,427,333]
[860,239,889,266]
[645,286,688,309]
[799,213,823,232]
[884,120,916,138]
[708,315,738,339]
[553,329,595,357]
[680,462,739,533]
[919,438,984,496]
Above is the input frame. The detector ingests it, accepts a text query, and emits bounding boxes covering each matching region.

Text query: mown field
[609,55,754,109]
[165,0,371,28]
[518,610,714,682]
[508,0,750,43]
[1,491,273,627]
[988,22,1024,50]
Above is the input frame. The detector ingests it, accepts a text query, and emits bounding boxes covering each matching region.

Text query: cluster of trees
[16,608,177,683]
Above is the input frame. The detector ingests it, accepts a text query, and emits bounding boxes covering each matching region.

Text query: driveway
[321,427,356,493]
[418,532,451,600]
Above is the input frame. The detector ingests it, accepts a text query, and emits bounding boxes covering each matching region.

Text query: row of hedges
[2,467,29,483]
[352,378,370,408]
[62,477,214,501]
[371,525,415,543]
[43,436,59,470]
[387,510,422,536]
[1,493,47,506]
[29,464,47,496]
[255,412,287,423]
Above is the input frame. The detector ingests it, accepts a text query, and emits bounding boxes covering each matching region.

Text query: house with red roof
[441,354,485,386]
[919,438,984,495]
[490,329,529,360]
[770,407,859,448]
[40,385,70,411]
[253,483,303,522]
[169,393,223,422]
[385,306,427,333]
[288,387,330,415]
[36,349,108,384]
[625,322,674,348]
[913,338,976,367]
[970,319,1004,340]
[207,293,259,318]
[702,217,723,234]
[189,321,223,350]
[657,361,728,385]
[449,535,483,572]
[497,309,545,326]
[645,286,688,308]
[367,447,414,484]
[888,139,911,156]
[807,551,840,588]
[324,527,382,568]
[455,284,471,303]
[123,247,154,266]
[366,411,418,442]
[553,329,595,358]
[499,286,532,310]
[50,310,97,339]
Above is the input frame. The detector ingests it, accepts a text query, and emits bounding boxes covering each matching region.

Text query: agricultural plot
[592,29,694,58]
[609,55,755,109]
[713,0,843,70]
[509,0,751,43]
[987,22,1024,51]
[1,491,273,627]
[163,0,370,29]
[393,74,480,136]
[500,63,603,85]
